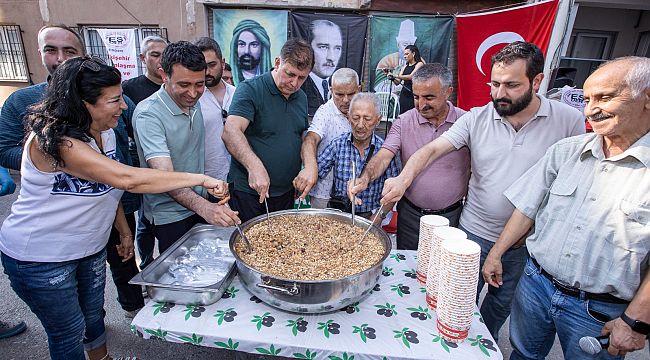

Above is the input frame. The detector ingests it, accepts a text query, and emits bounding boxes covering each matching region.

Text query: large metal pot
[229,209,391,313]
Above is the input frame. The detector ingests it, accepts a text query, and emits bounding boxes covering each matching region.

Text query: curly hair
[27,56,122,167]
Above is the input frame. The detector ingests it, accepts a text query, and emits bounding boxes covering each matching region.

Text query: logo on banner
[475,32,525,75]
[104,31,129,48]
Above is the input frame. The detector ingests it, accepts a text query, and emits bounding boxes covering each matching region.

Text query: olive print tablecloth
[131,250,502,360]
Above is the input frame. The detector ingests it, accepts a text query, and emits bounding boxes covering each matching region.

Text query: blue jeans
[510,258,627,360]
[461,225,528,342]
[1,250,107,360]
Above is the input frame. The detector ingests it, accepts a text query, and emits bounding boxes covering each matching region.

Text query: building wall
[572,6,650,57]
[0,0,210,105]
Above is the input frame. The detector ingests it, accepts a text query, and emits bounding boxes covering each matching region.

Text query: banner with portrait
[367,15,453,92]
[289,12,368,81]
[212,9,288,86]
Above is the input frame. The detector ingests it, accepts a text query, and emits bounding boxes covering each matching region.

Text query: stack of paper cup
[415,215,449,285]
[436,238,481,343]
[425,226,467,310]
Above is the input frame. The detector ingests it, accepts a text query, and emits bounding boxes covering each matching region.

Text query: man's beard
[205,73,221,88]
[492,85,534,117]
[238,54,261,71]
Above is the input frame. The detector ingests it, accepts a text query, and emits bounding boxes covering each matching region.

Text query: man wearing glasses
[194,37,236,182]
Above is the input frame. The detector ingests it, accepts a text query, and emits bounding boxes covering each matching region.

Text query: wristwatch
[620,312,650,336]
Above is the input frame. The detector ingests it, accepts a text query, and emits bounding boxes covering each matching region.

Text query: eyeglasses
[222,109,228,123]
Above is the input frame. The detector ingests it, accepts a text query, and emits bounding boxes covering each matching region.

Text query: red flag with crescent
[456,0,559,109]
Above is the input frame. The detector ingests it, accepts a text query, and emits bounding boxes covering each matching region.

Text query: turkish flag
[456,0,559,109]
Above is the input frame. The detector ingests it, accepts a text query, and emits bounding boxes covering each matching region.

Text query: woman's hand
[204,176,230,205]
[116,233,135,262]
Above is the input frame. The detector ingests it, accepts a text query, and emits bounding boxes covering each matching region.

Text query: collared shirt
[441,96,585,241]
[505,132,650,300]
[307,99,352,199]
[318,133,400,213]
[133,86,206,225]
[228,72,308,196]
[382,102,469,210]
[199,80,236,180]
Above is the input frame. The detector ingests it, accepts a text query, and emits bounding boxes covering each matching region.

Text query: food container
[129,224,237,305]
[229,209,391,314]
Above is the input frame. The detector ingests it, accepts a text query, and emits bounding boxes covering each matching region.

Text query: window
[557,30,616,88]
[0,25,30,82]
[73,26,168,77]
[635,31,650,57]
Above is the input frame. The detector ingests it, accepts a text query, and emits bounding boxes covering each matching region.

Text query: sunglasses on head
[78,56,106,73]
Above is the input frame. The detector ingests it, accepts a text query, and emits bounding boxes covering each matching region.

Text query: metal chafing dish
[229,209,391,314]
[130,224,237,305]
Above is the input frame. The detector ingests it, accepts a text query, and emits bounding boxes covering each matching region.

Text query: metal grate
[0,25,30,82]
[72,26,168,76]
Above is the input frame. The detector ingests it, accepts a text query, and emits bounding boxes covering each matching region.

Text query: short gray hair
[331,68,359,87]
[349,92,381,116]
[141,35,168,55]
[599,56,650,98]
[411,63,453,88]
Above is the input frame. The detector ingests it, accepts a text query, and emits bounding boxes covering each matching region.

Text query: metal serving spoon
[351,160,356,226]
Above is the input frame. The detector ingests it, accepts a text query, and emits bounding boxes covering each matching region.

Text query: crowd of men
[0,23,648,360]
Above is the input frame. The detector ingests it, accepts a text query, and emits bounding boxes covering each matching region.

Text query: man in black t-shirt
[122,35,168,269]
[123,35,168,104]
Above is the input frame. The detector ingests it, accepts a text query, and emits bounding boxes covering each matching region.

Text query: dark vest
[301,76,326,117]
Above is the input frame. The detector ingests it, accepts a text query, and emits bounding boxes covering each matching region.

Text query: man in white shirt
[194,37,236,181]
[294,68,359,208]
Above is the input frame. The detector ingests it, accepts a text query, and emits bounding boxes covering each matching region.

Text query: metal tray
[129,224,237,305]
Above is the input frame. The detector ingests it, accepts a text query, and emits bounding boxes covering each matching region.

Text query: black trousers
[152,214,206,254]
[106,212,144,311]
[229,189,294,223]
[395,198,463,250]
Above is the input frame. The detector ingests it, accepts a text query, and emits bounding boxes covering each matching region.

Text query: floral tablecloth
[131,250,502,360]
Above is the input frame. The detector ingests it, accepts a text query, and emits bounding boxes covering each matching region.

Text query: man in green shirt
[223,38,314,222]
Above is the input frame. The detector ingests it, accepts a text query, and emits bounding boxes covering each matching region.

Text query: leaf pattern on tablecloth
[317,319,341,338]
[287,317,308,336]
[293,349,317,359]
[251,312,275,331]
[130,250,503,360]
[352,323,376,343]
[256,343,281,355]
[215,338,239,350]
[179,333,203,345]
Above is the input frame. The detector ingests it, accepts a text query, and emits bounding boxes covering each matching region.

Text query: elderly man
[482,56,650,360]
[194,37,236,181]
[300,19,344,117]
[122,35,168,104]
[350,63,469,249]
[0,25,146,317]
[133,41,239,253]
[230,19,272,84]
[293,68,359,208]
[223,38,313,223]
[318,93,400,221]
[380,41,585,340]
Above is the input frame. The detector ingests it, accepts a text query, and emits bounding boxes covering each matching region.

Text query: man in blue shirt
[318,92,400,223]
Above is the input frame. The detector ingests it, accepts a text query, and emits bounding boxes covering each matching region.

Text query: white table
[131,250,502,360]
